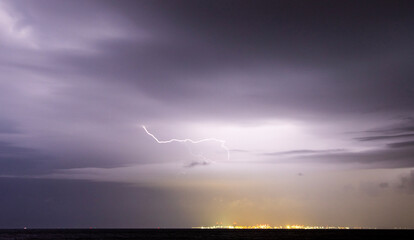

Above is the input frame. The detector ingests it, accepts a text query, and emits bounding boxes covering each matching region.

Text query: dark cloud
[271,145,414,169]
[355,119,414,142]
[0,0,414,228]
[388,141,414,148]
[314,147,414,168]
[355,133,414,142]
[264,149,345,156]
[0,141,32,155]
[0,177,195,228]
[6,0,411,121]
[363,118,414,135]
[0,0,412,174]
[379,182,389,188]
[0,138,132,176]
[0,141,53,175]
[185,160,211,168]
[109,0,414,117]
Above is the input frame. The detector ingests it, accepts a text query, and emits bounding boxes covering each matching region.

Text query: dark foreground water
[0,229,413,240]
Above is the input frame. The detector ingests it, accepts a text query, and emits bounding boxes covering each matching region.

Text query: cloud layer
[0,0,413,228]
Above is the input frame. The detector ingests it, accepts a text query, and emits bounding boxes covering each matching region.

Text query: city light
[193,224,358,230]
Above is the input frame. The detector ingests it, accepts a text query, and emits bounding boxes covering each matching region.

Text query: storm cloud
[0,0,414,228]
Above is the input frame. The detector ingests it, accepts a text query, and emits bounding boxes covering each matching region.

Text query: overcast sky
[0,0,414,228]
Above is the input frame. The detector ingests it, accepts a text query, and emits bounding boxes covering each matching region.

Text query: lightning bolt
[142,125,230,161]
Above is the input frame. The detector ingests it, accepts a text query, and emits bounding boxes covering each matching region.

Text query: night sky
[1,0,414,228]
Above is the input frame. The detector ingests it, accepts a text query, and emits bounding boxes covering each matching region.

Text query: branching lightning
[142,125,230,161]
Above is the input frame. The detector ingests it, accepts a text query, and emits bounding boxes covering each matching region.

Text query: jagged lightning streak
[142,125,230,161]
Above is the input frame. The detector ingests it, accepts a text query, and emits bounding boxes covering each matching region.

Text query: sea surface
[0,229,412,240]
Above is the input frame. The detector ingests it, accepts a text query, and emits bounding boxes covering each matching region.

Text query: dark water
[0,229,412,240]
